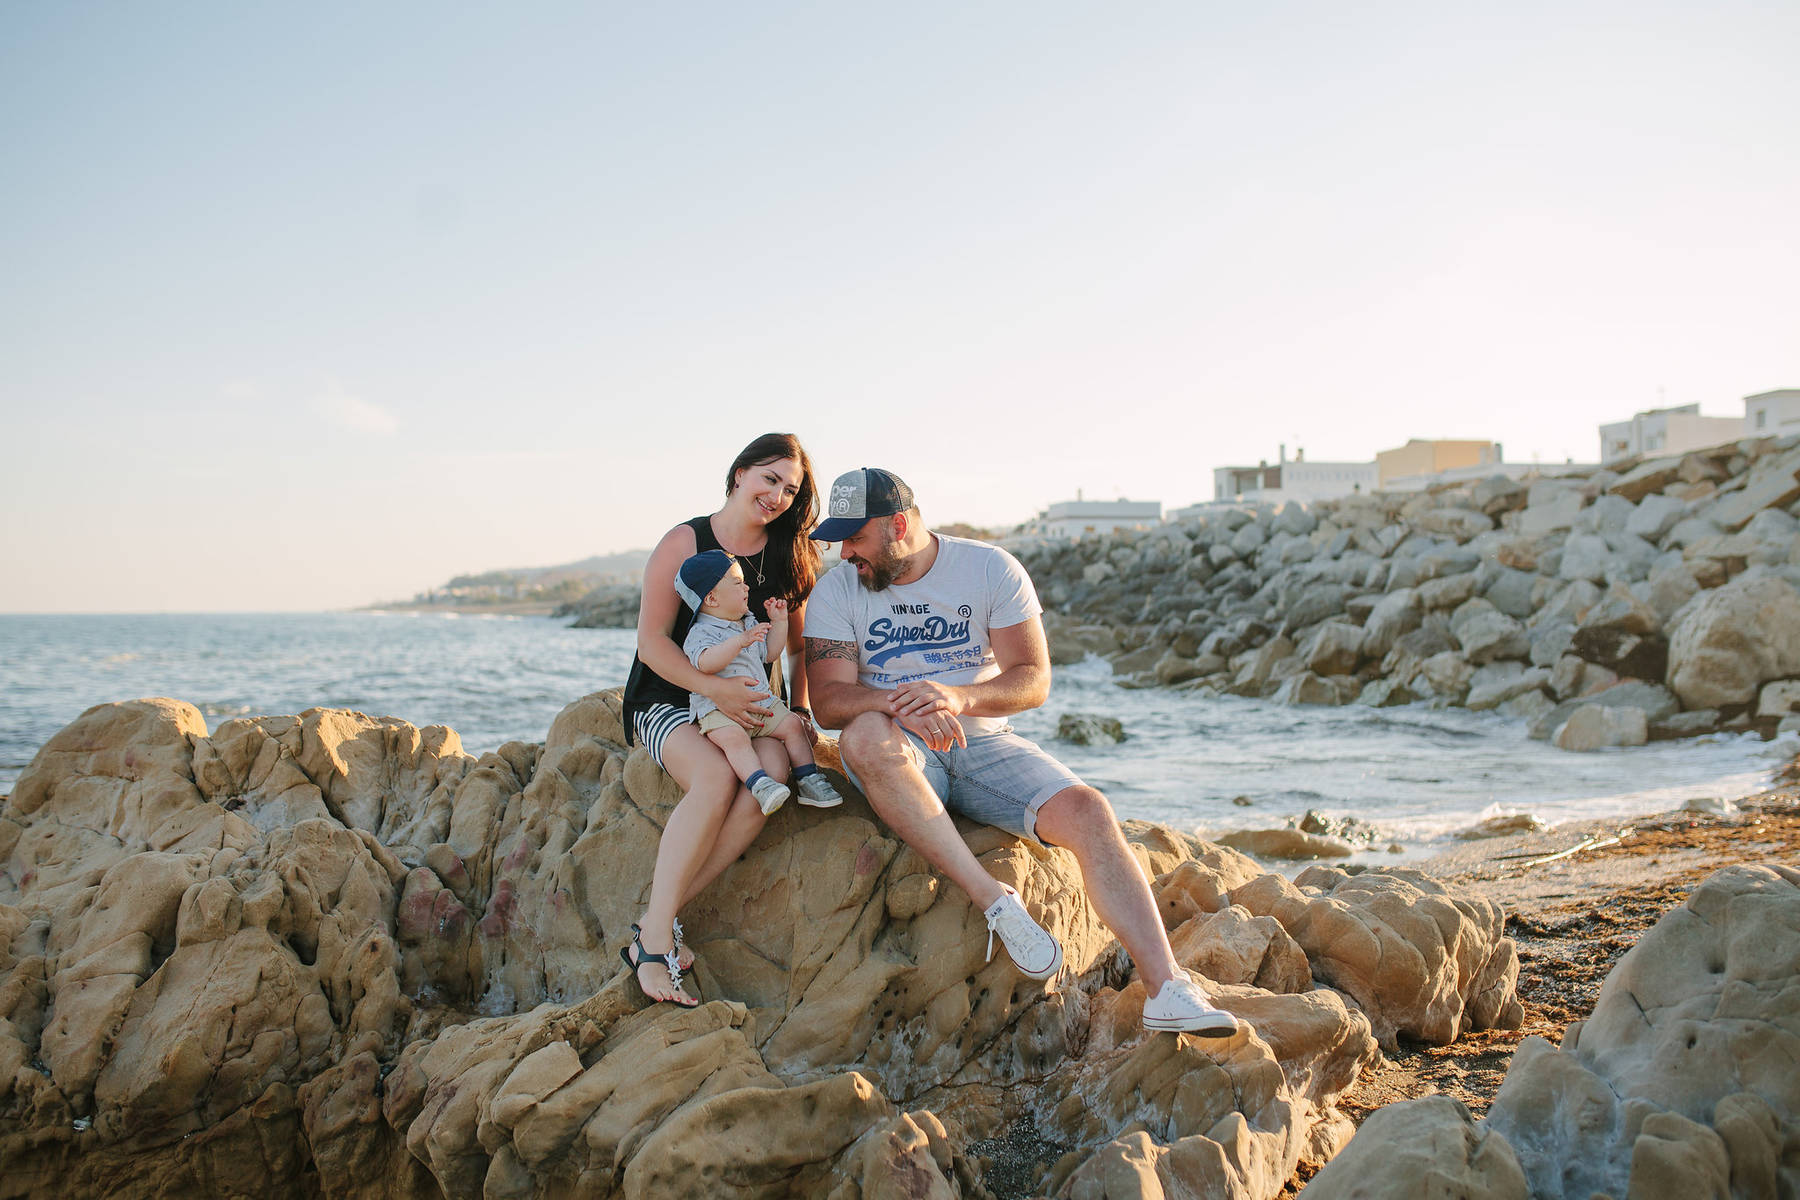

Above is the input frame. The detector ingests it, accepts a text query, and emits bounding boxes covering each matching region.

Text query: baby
[676,549,843,815]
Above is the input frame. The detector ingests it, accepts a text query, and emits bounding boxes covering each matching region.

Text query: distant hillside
[371,549,652,611]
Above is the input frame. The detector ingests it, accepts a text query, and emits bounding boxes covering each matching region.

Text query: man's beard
[853,543,908,591]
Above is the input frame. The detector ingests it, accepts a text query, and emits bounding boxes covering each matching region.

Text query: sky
[3,1,1796,612]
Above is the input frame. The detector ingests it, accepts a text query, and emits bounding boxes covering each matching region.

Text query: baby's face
[707,563,751,619]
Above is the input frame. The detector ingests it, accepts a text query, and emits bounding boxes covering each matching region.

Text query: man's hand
[887,679,966,720]
[706,675,772,729]
[896,709,965,752]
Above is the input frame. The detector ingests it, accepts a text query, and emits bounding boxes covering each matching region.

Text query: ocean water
[1,613,1787,859]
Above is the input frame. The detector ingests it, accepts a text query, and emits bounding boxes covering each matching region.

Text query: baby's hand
[742,623,771,648]
[765,598,789,619]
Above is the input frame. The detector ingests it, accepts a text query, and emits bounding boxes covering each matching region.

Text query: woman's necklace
[713,514,768,586]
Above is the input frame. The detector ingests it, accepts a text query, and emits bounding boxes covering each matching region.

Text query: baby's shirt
[683,613,772,721]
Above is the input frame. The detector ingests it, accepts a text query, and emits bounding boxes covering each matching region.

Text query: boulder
[1516,482,1585,536]
[1360,588,1422,658]
[1228,866,1523,1050]
[1214,828,1353,861]
[1607,455,1684,503]
[1704,445,1800,531]
[1666,574,1800,709]
[0,694,1429,1199]
[1482,865,1800,1200]
[1056,713,1126,745]
[1627,492,1688,542]
[1552,703,1649,751]
[1302,621,1364,676]
[1450,601,1531,666]
[1304,1095,1528,1199]
[1756,680,1800,719]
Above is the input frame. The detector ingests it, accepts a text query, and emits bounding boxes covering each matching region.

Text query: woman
[619,432,823,1006]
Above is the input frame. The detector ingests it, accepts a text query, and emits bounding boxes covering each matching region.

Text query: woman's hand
[706,674,773,729]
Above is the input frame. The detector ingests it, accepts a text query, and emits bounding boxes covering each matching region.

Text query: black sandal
[632,919,693,970]
[621,929,699,1008]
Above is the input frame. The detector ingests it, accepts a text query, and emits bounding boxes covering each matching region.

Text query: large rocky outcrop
[1304,863,1800,1199]
[0,695,1522,1198]
[1027,434,1800,747]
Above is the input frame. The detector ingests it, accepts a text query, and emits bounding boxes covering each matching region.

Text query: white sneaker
[795,773,843,807]
[750,775,790,815]
[1143,970,1238,1036]
[982,884,1063,980]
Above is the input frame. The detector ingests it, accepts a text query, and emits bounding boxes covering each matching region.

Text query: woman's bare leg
[677,736,790,906]
[635,724,741,1002]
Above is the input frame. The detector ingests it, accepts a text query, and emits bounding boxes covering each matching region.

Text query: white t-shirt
[805,534,1042,737]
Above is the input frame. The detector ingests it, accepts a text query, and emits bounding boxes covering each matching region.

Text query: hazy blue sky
[4,1,1796,612]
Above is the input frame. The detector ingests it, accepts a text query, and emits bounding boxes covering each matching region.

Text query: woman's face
[733,456,804,524]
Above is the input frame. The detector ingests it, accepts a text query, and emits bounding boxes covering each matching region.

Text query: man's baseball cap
[811,468,916,542]
[675,549,736,613]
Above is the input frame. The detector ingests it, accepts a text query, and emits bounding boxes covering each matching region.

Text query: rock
[1681,794,1738,816]
[1568,626,1669,681]
[1417,508,1494,542]
[1228,866,1523,1049]
[1666,574,1800,709]
[1627,492,1688,542]
[1553,703,1649,751]
[1482,566,1540,619]
[1450,601,1531,666]
[1757,679,1800,718]
[1472,475,1527,516]
[1270,671,1350,706]
[1704,446,1800,531]
[1273,501,1318,536]
[1649,709,1722,740]
[1214,828,1353,861]
[1481,866,1800,1200]
[1418,650,1474,699]
[1455,813,1547,839]
[1501,689,1557,723]
[1361,588,1422,658]
[1467,665,1550,712]
[1356,678,1419,707]
[1153,650,1207,686]
[3,694,1435,1199]
[1558,533,1616,583]
[1304,1095,1528,1199]
[1418,571,1479,611]
[1517,482,1585,536]
[1056,713,1126,745]
[1607,455,1684,503]
[1303,621,1364,676]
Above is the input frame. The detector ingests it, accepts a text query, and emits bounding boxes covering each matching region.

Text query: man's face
[839,517,905,591]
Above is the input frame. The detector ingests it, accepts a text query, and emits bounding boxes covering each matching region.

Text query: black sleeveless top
[621,515,804,744]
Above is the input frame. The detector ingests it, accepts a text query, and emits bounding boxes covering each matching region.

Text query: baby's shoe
[796,774,843,807]
[750,775,790,815]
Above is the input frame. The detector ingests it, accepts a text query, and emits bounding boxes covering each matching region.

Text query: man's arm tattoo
[805,638,858,665]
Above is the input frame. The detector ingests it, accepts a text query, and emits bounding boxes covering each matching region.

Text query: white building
[1211,449,1377,506]
[1017,496,1161,539]
[1598,404,1743,465]
[1746,389,1800,438]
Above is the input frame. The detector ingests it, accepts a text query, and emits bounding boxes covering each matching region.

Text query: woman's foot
[634,919,694,971]
[621,929,699,1008]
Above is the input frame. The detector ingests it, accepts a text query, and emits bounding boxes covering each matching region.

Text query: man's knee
[1038,785,1118,846]
[838,711,905,771]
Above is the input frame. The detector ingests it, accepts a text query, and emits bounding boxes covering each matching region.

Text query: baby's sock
[792,763,820,778]
[746,769,772,790]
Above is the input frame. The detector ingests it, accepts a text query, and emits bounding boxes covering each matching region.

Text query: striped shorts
[632,703,690,770]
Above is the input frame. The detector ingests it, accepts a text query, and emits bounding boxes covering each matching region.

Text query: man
[804,467,1237,1036]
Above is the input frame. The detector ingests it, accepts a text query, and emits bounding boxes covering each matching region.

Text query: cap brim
[810,515,870,542]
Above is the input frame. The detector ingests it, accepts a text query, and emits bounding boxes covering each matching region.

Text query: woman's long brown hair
[725,432,823,602]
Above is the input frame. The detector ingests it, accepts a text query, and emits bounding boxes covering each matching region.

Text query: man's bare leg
[1033,784,1181,993]
[838,712,1004,909]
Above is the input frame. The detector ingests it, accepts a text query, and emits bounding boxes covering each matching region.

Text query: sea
[1,612,1789,861]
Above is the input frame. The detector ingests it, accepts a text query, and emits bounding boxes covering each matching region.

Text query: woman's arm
[637,526,771,725]
[785,599,810,712]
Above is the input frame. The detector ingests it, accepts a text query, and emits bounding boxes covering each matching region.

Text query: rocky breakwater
[1303,862,1800,1199]
[0,694,1526,1198]
[1022,435,1800,748]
